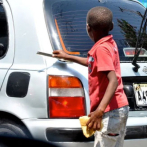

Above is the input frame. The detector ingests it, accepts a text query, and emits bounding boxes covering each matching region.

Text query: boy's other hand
[86,109,104,131]
[52,50,68,60]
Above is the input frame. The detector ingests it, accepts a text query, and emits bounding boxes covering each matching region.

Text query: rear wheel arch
[0,111,32,138]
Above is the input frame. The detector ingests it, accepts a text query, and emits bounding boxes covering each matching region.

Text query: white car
[0,0,147,146]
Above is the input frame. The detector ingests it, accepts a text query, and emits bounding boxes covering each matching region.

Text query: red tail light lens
[48,76,86,118]
[49,97,85,118]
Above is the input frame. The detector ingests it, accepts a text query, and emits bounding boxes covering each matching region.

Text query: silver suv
[0,0,147,146]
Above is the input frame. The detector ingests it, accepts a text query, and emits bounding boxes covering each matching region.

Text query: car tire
[0,119,31,138]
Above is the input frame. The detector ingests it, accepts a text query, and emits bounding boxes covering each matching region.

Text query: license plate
[133,83,147,106]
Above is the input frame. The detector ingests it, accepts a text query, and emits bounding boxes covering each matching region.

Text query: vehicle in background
[0,0,147,147]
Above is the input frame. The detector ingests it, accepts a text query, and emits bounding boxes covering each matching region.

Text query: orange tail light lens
[49,76,82,88]
[48,76,86,118]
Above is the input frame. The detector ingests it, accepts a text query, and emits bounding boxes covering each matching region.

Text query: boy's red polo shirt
[87,35,128,113]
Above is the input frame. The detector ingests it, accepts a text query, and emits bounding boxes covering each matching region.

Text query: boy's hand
[53,50,88,66]
[52,50,68,59]
[86,109,104,131]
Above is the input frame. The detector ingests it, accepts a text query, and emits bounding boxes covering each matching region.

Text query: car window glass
[0,4,8,58]
[45,0,147,62]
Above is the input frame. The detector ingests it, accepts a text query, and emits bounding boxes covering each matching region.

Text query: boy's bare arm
[52,50,88,66]
[87,71,118,130]
[98,70,118,112]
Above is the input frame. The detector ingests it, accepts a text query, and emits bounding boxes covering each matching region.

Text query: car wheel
[0,120,31,138]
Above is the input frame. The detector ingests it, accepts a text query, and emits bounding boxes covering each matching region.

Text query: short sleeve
[96,46,115,72]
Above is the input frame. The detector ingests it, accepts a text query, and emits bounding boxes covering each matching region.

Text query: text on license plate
[133,83,147,106]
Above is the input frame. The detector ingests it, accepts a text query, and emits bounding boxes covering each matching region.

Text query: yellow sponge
[79,116,103,138]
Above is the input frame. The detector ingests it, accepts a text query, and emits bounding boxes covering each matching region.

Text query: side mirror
[0,43,4,57]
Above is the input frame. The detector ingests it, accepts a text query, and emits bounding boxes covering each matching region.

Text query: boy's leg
[94,106,129,147]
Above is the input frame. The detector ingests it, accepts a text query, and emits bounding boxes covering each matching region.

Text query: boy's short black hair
[87,6,113,32]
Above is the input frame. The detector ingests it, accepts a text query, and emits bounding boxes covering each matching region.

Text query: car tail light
[48,76,86,118]
[123,47,147,57]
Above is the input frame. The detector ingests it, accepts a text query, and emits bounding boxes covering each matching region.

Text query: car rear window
[44,0,147,62]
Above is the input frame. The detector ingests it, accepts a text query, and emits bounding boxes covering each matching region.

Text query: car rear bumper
[22,117,147,147]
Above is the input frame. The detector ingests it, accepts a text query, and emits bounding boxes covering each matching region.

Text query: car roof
[130,0,145,7]
[4,0,144,8]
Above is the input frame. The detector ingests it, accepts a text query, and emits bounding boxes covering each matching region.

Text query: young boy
[53,6,129,147]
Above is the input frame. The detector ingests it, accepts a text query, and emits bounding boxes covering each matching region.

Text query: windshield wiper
[132,8,147,72]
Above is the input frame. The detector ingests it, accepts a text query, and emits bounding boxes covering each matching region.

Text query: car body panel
[0,69,48,119]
